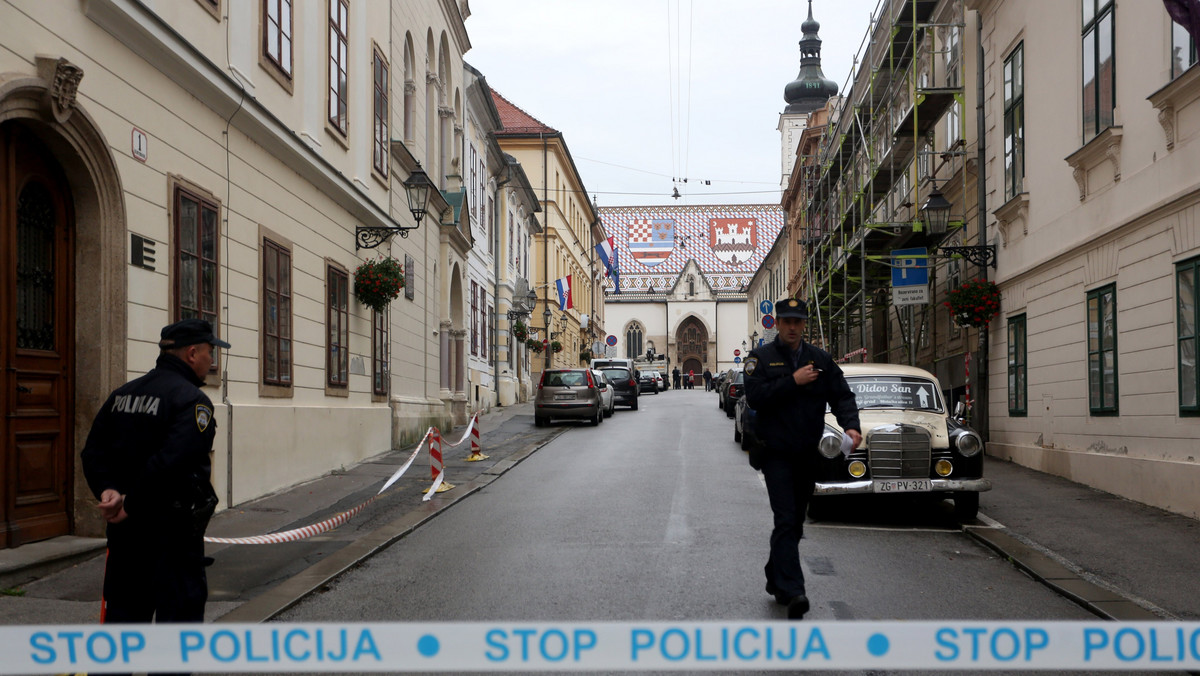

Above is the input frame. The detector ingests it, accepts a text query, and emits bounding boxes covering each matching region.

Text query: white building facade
[0,0,474,546]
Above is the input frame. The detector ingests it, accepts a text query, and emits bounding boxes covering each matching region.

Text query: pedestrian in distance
[703,368,713,392]
[743,298,862,620]
[82,319,229,656]
[672,366,681,390]
[688,369,695,389]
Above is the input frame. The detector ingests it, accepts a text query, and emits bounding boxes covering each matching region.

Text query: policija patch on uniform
[195,404,213,432]
[744,357,757,375]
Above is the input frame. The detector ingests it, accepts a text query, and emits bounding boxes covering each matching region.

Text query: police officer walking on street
[82,319,229,645]
[743,299,861,619]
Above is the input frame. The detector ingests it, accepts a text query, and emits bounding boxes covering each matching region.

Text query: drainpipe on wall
[976,10,990,442]
[221,8,246,508]
[492,159,511,405]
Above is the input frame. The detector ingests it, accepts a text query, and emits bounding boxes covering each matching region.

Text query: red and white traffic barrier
[423,427,454,499]
[464,413,488,462]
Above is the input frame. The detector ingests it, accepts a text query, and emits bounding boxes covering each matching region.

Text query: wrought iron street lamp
[923,182,997,269]
[507,289,538,321]
[920,184,952,235]
[356,162,436,249]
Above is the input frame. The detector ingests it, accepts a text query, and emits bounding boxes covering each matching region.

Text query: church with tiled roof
[598,204,784,378]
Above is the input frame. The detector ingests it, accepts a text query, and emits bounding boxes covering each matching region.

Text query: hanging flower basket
[512,321,528,342]
[944,279,1001,328]
[354,257,405,313]
[525,338,544,353]
[579,350,592,363]
[551,340,563,354]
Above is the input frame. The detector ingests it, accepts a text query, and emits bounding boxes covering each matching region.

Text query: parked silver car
[534,368,603,427]
[590,369,616,418]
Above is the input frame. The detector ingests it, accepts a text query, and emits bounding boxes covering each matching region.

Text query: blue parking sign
[891,248,929,287]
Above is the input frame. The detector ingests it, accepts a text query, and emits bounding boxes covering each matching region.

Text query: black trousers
[102,540,208,676]
[760,451,815,600]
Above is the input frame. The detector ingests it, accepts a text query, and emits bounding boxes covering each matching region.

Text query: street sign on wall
[891,247,929,306]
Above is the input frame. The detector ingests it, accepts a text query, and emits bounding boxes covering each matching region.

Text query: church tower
[779,0,839,190]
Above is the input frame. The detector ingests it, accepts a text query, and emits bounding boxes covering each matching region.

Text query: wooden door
[1,121,75,548]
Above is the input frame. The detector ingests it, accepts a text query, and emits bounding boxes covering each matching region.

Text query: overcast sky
[463,0,881,208]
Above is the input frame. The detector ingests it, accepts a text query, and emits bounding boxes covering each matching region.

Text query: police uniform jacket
[743,337,860,458]
[82,352,218,549]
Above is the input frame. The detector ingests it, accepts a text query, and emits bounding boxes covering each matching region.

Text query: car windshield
[601,368,630,381]
[545,371,587,387]
[844,375,943,412]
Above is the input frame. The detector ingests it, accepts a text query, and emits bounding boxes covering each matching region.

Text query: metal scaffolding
[796,0,969,365]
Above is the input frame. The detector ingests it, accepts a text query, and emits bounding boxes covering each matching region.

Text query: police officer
[743,298,861,620]
[82,318,229,637]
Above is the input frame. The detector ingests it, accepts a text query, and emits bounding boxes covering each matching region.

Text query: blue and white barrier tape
[1,621,1197,672]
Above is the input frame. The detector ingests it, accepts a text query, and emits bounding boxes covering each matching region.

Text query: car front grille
[867,424,931,479]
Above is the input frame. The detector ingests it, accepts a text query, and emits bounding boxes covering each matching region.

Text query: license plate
[554,394,575,401]
[873,479,933,493]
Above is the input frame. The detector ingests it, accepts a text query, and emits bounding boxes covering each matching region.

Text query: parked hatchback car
[810,363,991,521]
[591,369,616,418]
[733,394,759,451]
[598,367,639,410]
[638,370,661,394]
[534,368,603,427]
[721,369,745,417]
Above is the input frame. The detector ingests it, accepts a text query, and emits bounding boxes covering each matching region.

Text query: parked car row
[720,360,990,523]
[534,366,640,427]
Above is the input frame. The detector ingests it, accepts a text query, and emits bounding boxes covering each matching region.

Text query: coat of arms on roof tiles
[709,218,757,266]
[627,218,675,267]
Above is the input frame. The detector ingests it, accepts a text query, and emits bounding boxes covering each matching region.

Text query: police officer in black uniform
[743,299,861,619]
[82,318,229,639]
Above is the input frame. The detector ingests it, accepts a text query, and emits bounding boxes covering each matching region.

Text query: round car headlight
[956,431,983,457]
[818,430,843,458]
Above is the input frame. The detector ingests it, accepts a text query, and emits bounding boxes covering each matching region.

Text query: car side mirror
[953,402,965,420]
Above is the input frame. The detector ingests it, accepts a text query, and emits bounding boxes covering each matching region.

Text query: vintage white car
[813,363,991,521]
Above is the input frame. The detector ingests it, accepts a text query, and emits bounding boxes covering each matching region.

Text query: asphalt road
[254,389,1186,675]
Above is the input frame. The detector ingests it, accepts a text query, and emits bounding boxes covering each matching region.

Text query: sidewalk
[0,402,562,625]
[2,423,1198,625]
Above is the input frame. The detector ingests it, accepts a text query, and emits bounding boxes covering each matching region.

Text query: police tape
[203,428,434,545]
[440,412,478,448]
[4,621,1199,672]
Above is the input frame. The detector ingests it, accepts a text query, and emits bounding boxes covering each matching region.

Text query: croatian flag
[609,247,621,294]
[595,237,616,273]
[555,276,573,310]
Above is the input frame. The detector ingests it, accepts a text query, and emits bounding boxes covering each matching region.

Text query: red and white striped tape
[204,428,434,545]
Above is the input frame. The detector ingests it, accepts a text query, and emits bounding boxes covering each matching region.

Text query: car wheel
[725,403,734,418]
[733,424,742,443]
[535,415,548,428]
[631,398,639,411]
[954,492,980,522]
[591,408,601,426]
[740,430,752,451]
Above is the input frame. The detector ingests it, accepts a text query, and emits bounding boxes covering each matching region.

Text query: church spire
[784,0,838,115]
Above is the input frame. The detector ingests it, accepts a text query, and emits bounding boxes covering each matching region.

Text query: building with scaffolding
[782,0,984,415]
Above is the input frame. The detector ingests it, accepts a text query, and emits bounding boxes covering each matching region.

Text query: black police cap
[159,318,231,349]
[775,298,809,320]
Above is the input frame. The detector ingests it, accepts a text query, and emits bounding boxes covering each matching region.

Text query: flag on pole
[595,237,615,273]
[610,247,621,294]
[555,276,573,310]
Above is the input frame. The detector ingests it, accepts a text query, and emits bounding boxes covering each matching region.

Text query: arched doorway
[1,121,75,546]
[675,316,708,381]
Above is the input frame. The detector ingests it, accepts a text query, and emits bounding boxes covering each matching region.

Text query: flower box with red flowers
[944,279,1001,328]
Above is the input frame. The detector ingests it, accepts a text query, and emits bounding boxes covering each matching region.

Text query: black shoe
[787,595,810,620]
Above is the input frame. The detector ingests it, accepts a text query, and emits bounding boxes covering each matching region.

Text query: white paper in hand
[839,431,856,454]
